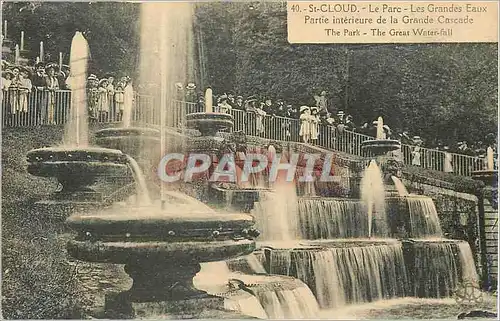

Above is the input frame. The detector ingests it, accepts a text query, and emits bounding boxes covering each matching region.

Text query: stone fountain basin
[67,205,256,240]
[186,112,234,132]
[26,146,129,178]
[361,139,401,153]
[67,238,255,264]
[66,204,258,263]
[95,127,160,138]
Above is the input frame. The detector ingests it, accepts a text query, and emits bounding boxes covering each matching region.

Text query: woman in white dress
[299,106,311,143]
[310,107,320,144]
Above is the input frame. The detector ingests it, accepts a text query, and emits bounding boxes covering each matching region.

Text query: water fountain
[228,114,482,314]
[26,32,131,214]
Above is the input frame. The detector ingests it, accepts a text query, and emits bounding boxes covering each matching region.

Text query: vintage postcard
[1,1,498,320]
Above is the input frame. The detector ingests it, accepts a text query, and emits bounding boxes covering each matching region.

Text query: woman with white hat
[299,106,311,143]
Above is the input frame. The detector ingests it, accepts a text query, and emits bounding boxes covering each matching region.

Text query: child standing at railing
[310,107,320,145]
[97,78,110,122]
[114,82,125,122]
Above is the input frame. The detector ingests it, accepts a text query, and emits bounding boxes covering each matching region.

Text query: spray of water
[64,32,89,146]
[360,160,387,238]
[121,83,134,127]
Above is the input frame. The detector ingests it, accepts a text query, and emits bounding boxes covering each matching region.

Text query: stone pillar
[471,170,498,290]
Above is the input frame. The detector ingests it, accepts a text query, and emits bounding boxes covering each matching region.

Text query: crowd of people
[186,90,497,163]
[86,74,133,123]
[1,61,68,123]
[1,59,134,124]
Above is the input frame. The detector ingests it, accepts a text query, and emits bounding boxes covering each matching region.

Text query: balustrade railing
[1,89,488,176]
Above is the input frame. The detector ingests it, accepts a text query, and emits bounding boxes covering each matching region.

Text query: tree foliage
[2,2,140,77]
[195,2,497,145]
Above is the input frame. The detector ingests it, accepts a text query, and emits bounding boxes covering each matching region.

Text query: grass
[2,126,91,319]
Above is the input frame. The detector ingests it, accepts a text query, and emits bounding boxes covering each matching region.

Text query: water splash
[64,32,89,146]
[360,160,388,238]
[252,184,300,241]
[125,155,151,205]
[391,176,409,196]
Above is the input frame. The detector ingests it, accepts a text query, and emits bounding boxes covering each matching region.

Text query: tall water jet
[205,88,213,113]
[122,82,134,128]
[360,160,387,238]
[376,116,385,140]
[64,31,89,146]
[139,2,195,128]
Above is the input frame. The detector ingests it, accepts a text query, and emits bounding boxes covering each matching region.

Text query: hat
[45,63,57,71]
[320,91,327,96]
[2,70,14,77]
[310,106,319,112]
[88,74,98,81]
[35,62,45,69]
[236,95,243,99]
[186,83,196,90]
[337,110,345,115]
[175,82,184,90]
[300,106,310,113]
[383,125,390,130]
[220,94,228,100]
[99,78,109,86]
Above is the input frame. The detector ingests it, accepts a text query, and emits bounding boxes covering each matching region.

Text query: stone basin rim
[67,238,256,264]
[95,127,160,136]
[27,146,125,154]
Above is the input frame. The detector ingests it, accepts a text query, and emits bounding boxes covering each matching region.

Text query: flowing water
[125,155,151,205]
[298,198,369,239]
[195,262,319,319]
[266,242,408,309]
[457,241,479,284]
[251,184,300,241]
[64,32,89,146]
[391,176,409,196]
[405,240,459,298]
[360,160,388,238]
[139,2,195,127]
[406,196,443,237]
[250,282,320,319]
[121,83,134,127]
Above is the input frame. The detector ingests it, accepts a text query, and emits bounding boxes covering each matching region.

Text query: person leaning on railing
[31,62,48,124]
[45,64,60,125]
